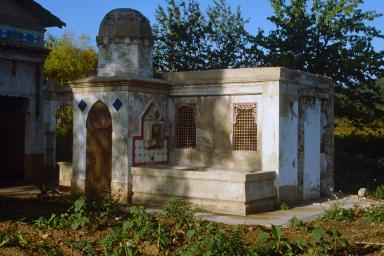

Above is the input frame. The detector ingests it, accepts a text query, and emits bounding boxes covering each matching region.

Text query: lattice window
[175,104,196,149]
[233,103,257,151]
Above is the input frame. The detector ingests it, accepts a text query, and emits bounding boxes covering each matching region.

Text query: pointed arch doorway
[86,100,112,199]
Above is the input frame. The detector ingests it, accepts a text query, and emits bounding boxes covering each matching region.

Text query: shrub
[34,196,89,230]
[0,233,11,247]
[364,206,384,223]
[289,217,308,231]
[323,203,355,221]
[165,198,194,223]
[178,227,249,256]
[279,202,290,211]
[90,196,120,225]
[373,185,384,199]
[69,240,97,256]
[98,206,169,255]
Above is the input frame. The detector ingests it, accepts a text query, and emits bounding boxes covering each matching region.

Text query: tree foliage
[255,0,384,121]
[257,0,384,88]
[153,0,208,71]
[153,0,255,72]
[44,32,97,85]
[205,0,254,69]
[153,0,384,122]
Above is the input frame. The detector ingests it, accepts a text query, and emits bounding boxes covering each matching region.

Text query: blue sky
[35,0,384,50]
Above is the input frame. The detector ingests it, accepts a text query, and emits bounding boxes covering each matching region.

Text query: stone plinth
[132,166,276,216]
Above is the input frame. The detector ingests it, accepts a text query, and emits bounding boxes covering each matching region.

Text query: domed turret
[96,9,153,77]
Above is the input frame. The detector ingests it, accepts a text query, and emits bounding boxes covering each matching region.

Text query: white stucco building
[68,8,334,215]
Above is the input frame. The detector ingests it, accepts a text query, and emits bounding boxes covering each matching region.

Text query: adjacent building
[0,0,64,183]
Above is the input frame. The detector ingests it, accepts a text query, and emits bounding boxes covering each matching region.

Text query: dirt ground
[0,195,384,255]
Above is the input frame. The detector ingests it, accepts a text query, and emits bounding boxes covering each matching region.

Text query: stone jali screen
[233,103,257,151]
[175,104,196,149]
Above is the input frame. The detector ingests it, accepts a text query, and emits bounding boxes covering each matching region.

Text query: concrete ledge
[161,67,333,87]
[132,167,276,216]
[58,162,72,187]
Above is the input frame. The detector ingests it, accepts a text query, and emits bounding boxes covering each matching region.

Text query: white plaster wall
[278,85,299,188]
[303,99,321,200]
[169,93,262,170]
[98,44,152,77]
[72,90,129,199]
[261,82,280,171]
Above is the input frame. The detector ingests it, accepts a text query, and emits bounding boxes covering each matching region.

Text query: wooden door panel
[86,101,112,199]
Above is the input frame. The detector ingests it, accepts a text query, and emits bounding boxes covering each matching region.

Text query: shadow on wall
[168,69,262,172]
[134,68,264,209]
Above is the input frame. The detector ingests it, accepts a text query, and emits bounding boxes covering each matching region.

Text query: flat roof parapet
[160,67,333,88]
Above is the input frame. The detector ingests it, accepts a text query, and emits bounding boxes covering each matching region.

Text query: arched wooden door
[86,100,112,199]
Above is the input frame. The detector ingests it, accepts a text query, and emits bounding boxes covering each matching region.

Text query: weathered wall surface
[132,167,276,215]
[276,83,299,203]
[1,0,63,183]
[71,88,129,201]
[169,94,262,171]
[277,68,334,203]
[164,68,334,204]
[98,42,152,77]
[0,42,46,182]
[70,78,170,202]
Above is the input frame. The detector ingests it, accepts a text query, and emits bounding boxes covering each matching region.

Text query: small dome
[98,8,152,39]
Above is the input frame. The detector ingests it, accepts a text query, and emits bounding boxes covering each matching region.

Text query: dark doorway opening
[86,100,112,199]
[56,106,73,162]
[0,96,25,182]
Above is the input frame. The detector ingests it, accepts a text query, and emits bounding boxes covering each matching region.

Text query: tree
[44,32,96,161]
[153,0,254,71]
[336,78,384,124]
[206,0,254,69]
[44,32,97,85]
[153,0,208,72]
[255,0,384,120]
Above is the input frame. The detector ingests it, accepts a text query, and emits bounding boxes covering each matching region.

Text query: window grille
[233,103,257,151]
[175,104,196,149]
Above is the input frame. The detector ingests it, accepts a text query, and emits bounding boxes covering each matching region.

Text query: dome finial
[96,8,153,77]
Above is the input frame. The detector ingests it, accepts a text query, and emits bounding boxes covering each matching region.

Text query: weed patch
[373,184,384,199]
[165,198,194,224]
[34,196,89,229]
[364,206,384,223]
[323,203,355,221]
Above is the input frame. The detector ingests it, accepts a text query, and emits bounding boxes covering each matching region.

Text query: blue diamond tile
[16,32,24,40]
[113,98,123,111]
[5,30,12,39]
[78,100,87,111]
[26,34,35,42]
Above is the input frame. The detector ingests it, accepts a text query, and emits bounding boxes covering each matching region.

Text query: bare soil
[0,195,384,255]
